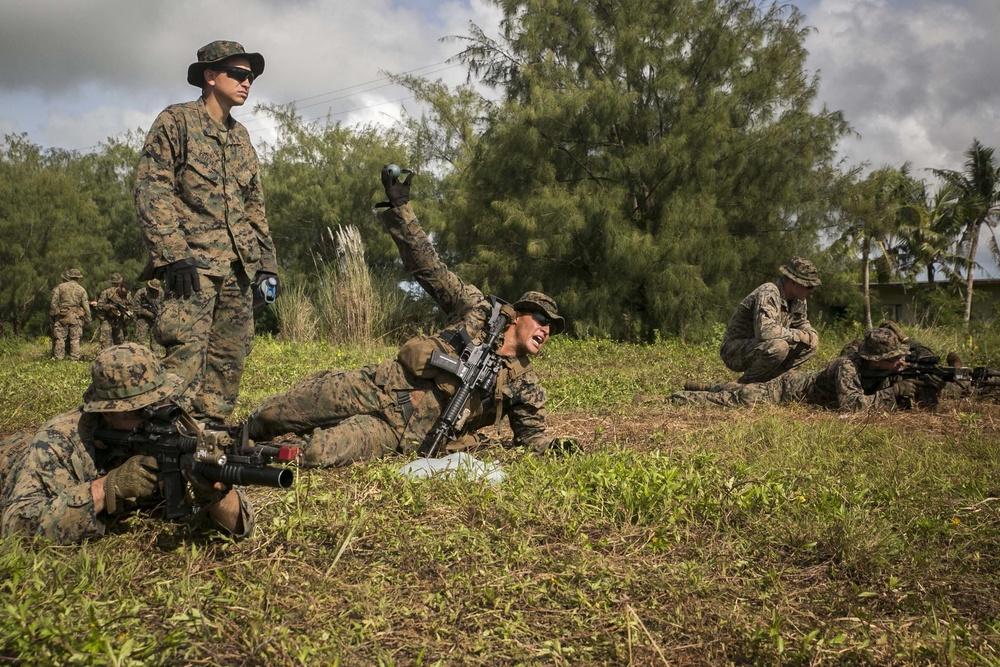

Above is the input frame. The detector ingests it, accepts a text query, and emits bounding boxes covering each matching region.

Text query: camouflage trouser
[135,318,164,356]
[98,318,127,349]
[672,370,819,407]
[156,266,253,423]
[720,337,816,383]
[51,320,84,360]
[248,362,445,468]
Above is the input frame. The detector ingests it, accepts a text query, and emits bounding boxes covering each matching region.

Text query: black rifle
[105,301,133,320]
[417,297,511,458]
[139,293,159,319]
[94,405,298,518]
[863,354,1000,387]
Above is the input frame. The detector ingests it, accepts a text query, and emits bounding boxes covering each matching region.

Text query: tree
[932,139,1000,327]
[434,0,849,339]
[257,106,441,285]
[831,166,921,328]
[0,134,114,333]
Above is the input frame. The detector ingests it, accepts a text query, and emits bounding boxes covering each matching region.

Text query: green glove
[103,455,160,514]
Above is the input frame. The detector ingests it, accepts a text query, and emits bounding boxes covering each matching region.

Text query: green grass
[2,328,1000,665]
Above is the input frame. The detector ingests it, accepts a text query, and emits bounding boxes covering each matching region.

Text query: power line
[233,60,461,124]
[245,95,418,137]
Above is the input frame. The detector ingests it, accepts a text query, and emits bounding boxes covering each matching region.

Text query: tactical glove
[891,380,917,400]
[164,258,202,298]
[103,455,160,514]
[546,437,581,456]
[380,165,414,208]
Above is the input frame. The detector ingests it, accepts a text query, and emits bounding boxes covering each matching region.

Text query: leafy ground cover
[2,330,1000,665]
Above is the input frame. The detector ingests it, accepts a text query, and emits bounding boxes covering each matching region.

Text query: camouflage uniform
[248,202,560,466]
[839,321,966,400]
[49,268,91,361]
[719,257,821,383]
[674,328,912,411]
[134,41,276,423]
[132,279,164,356]
[94,274,133,349]
[0,344,254,543]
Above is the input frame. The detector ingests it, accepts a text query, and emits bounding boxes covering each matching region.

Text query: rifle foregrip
[193,462,295,489]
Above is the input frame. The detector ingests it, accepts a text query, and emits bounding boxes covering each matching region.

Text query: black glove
[546,437,581,456]
[163,258,202,298]
[253,272,281,306]
[380,165,414,208]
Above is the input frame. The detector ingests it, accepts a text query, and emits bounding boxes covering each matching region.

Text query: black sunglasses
[215,66,256,84]
[528,311,554,327]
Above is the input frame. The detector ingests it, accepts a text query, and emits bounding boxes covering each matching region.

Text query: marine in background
[92,273,132,349]
[132,278,164,356]
[714,257,821,385]
[49,268,91,361]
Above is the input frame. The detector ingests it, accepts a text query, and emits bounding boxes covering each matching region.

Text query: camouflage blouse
[134,98,277,278]
[722,280,816,347]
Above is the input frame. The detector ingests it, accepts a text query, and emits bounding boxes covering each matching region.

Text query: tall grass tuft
[276,225,415,347]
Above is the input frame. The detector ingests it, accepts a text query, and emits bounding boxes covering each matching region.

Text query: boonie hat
[780,257,821,287]
[82,343,184,413]
[109,272,123,285]
[512,291,565,335]
[188,40,265,87]
[63,268,83,280]
[147,279,162,291]
[858,328,907,361]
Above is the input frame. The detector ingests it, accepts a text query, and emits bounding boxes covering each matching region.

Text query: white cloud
[0,0,502,151]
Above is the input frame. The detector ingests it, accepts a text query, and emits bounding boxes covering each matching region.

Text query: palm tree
[832,166,919,328]
[932,139,1000,326]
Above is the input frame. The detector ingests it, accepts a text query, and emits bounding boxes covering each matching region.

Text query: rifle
[417,296,511,458]
[139,293,159,319]
[111,301,134,320]
[863,354,1000,388]
[94,405,298,518]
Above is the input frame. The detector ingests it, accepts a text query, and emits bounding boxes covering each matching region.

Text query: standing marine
[49,268,91,361]
[134,40,278,425]
[93,273,132,349]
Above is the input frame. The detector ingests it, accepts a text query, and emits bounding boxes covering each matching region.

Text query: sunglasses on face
[528,311,554,328]
[215,66,256,84]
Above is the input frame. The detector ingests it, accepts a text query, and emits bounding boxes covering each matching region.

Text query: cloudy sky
[2,0,998,271]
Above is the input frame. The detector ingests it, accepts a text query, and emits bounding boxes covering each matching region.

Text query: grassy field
[2,328,1000,666]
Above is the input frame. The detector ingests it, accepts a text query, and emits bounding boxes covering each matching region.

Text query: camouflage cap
[780,257,821,287]
[512,291,565,335]
[63,268,82,280]
[858,328,907,361]
[146,278,162,291]
[187,40,265,87]
[82,343,184,413]
[109,272,123,285]
[877,320,910,344]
